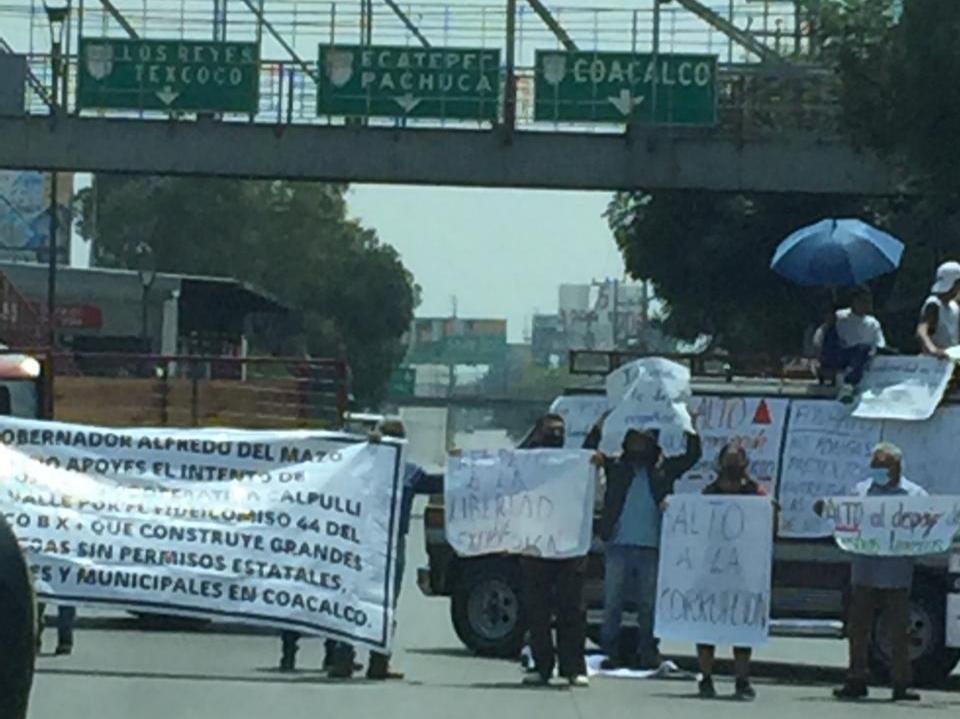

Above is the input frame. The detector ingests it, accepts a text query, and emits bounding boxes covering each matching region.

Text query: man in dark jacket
[0,513,35,719]
[598,427,701,669]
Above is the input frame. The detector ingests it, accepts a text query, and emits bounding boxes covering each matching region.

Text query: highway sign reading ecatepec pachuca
[318,45,500,120]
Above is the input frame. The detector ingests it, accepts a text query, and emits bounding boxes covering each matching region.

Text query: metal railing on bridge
[5,0,843,138]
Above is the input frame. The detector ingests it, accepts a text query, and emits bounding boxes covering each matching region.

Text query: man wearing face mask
[520,413,592,688]
[597,427,701,669]
[820,443,926,702]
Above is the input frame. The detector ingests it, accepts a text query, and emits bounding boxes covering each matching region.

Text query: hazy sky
[347,185,625,341]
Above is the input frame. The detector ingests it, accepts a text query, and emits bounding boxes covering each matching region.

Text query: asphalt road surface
[27,520,960,719]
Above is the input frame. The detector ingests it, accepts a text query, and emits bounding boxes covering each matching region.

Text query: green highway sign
[388,366,417,397]
[534,51,717,125]
[318,45,500,120]
[77,38,260,113]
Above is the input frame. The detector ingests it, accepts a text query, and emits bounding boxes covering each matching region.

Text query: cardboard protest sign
[549,395,611,449]
[851,355,954,422]
[777,401,881,538]
[444,449,595,558]
[823,495,960,556]
[600,358,693,455]
[655,495,773,647]
[667,395,788,495]
[0,439,405,652]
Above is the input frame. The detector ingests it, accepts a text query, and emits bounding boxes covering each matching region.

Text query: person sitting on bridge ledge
[813,286,885,397]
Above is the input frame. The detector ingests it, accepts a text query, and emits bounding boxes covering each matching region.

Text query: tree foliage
[77,177,419,405]
[607,0,960,358]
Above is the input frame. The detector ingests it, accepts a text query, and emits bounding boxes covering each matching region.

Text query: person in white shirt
[813,286,885,386]
[917,261,960,357]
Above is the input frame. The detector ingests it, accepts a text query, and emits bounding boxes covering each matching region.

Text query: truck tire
[0,514,35,719]
[451,559,525,658]
[869,580,960,687]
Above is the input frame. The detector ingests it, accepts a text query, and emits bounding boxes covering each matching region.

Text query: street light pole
[43,1,70,419]
[135,242,157,352]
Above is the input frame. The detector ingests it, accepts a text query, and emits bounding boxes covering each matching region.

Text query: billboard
[407,317,507,366]
[0,170,72,264]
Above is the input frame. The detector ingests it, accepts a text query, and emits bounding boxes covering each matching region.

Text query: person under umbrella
[812,285,886,393]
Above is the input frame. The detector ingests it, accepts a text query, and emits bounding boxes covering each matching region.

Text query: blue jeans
[601,545,659,660]
[820,327,872,385]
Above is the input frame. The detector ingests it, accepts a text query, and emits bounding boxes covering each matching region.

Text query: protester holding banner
[520,413,591,688]
[917,261,960,357]
[597,428,701,670]
[695,444,768,701]
[819,443,925,702]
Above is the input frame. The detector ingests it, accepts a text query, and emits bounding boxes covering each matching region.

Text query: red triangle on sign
[752,399,772,425]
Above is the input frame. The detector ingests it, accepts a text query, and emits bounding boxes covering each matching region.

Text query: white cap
[932,261,960,294]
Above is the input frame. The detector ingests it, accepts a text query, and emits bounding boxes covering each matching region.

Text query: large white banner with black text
[0,418,405,652]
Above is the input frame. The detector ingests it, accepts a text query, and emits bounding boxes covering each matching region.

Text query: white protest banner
[600,358,693,455]
[823,495,960,556]
[655,495,773,647]
[0,416,351,483]
[778,400,881,538]
[0,438,404,652]
[880,406,960,496]
[445,449,595,558]
[549,395,611,449]
[851,355,954,421]
[664,395,788,495]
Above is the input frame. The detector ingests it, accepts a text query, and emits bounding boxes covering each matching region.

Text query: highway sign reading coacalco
[534,51,717,125]
[77,38,260,113]
[318,45,500,120]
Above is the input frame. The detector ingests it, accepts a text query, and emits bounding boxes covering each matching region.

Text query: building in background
[0,262,287,376]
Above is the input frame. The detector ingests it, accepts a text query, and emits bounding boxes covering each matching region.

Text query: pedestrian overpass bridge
[0,0,900,195]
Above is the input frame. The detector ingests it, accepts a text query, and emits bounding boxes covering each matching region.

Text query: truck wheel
[451,559,525,658]
[869,581,960,687]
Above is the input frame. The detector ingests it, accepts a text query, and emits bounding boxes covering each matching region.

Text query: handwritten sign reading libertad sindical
[824,496,960,556]
[444,449,595,559]
[655,495,774,647]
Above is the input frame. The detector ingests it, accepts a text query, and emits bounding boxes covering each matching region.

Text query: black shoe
[54,644,72,657]
[327,662,355,679]
[698,676,717,699]
[631,653,661,671]
[892,687,921,702]
[279,655,295,672]
[735,680,756,701]
[833,682,868,700]
[600,657,621,671]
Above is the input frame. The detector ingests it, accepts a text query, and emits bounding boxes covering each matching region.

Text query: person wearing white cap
[917,261,960,357]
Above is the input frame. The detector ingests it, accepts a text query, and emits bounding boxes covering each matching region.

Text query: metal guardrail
[7,0,842,137]
[20,351,350,429]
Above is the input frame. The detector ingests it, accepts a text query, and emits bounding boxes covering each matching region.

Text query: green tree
[77,176,419,404]
[607,0,960,358]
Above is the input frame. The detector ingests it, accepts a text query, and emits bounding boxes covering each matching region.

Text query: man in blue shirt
[823,442,925,702]
[597,428,701,669]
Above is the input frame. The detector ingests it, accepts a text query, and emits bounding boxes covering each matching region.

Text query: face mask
[868,467,890,485]
[540,433,564,449]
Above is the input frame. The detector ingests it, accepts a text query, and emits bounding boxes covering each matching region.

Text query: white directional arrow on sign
[393,94,422,113]
[155,86,180,106]
[607,89,644,116]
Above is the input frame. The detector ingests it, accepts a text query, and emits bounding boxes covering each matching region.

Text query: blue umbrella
[770,218,905,287]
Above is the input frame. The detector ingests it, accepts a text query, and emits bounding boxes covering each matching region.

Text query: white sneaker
[569,675,590,688]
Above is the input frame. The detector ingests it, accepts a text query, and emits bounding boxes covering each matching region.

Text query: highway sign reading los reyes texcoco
[77,38,260,113]
[318,45,500,120]
[534,51,717,125]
